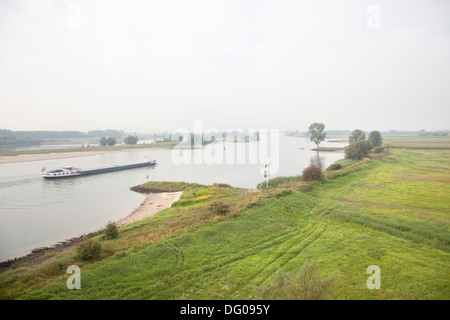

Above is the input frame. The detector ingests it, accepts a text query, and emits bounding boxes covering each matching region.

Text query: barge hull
[79,161,156,176]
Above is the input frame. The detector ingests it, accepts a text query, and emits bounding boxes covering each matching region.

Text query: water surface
[0,136,346,261]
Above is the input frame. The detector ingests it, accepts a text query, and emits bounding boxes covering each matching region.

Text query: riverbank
[0,150,113,164]
[0,191,183,273]
[0,141,178,163]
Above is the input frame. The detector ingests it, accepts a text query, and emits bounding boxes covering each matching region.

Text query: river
[0,136,346,261]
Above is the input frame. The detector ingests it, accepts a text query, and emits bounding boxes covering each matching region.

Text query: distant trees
[368,131,382,147]
[345,140,374,160]
[308,123,326,150]
[107,137,117,146]
[124,135,139,145]
[99,136,117,146]
[99,136,107,146]
[348,129,366,144]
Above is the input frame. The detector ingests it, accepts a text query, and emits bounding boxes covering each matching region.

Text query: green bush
[212,183,232,188]
[254,261,337,300]
[326,163,342,171]
[373,146,385,154]
[345,140,374,160]
[104,221,119,240]
[207,200,230,215]
[302,165,324,182]
[76,239,102,261]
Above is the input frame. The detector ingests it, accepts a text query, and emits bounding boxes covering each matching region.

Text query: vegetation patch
[302,165,324,181]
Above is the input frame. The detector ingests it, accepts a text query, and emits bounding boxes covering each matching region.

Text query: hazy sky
[1,0,449,132]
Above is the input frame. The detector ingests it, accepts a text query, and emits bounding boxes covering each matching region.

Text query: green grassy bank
[0,149,448,299]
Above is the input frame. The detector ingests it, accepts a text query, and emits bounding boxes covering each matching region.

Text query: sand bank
[0,151,112,164]
[116,191,183,227]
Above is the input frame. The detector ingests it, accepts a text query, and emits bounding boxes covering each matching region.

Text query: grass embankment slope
[0,149,449,299]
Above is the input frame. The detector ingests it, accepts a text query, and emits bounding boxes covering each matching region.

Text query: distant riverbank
[0,142,178,164]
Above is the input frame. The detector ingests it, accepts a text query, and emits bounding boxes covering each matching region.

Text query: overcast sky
[0,0,449,133]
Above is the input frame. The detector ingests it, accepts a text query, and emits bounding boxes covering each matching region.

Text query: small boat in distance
[42,160,156,179]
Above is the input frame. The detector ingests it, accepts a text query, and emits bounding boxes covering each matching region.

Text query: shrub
[301,165,324,182]
[212,183,232,188]
[326,163,342,171]
[103,221,119,240]
[373,146,385,154]
[345,140,374,160]
[207,200,230,216]
[76,239,102,261]
[254,261,337,300]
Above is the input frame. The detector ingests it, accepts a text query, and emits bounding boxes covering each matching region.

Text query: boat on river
[42,160,156,179]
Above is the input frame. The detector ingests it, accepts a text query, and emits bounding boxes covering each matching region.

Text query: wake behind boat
[42,160,156,179]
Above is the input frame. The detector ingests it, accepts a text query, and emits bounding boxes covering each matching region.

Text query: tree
[348,129,366,144]
[308,123,326,150]
[124,135,139,145]
[345,140,374,160]
[107,137,117,146]
[368,130,382,147]
[99,136,107,146]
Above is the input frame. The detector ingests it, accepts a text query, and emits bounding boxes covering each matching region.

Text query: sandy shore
[116,191,183,227]
[0,150,112,164]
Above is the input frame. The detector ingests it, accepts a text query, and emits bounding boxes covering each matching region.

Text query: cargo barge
[42,160,156,179]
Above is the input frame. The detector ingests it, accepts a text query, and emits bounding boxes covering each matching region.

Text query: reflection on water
[310,153,326,170]
[0,136,347,261]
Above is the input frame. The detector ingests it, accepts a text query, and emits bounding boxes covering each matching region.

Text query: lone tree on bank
[368,130,382,147]
[348,129,366,144]
[308,123,326,151]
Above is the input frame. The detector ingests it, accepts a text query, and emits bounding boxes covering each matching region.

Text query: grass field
[381,135,450,149]
[0,148,448,299]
